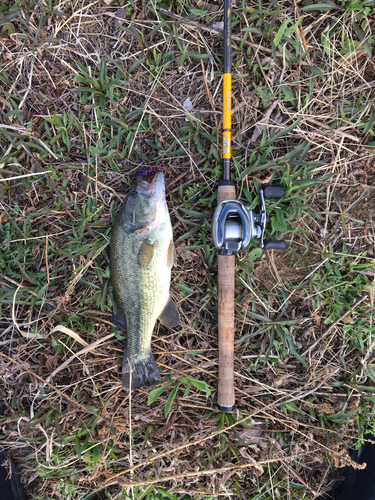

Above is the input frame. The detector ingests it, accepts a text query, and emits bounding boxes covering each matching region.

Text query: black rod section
[223,158,230,181]
[224,0,231,74]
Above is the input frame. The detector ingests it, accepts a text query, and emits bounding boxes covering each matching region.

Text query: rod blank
[216,0,235,412]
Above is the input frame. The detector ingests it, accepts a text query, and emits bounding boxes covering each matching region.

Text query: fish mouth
[137,166,164,183]
[136,169,164,199]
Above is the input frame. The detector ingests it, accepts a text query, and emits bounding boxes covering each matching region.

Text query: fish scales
[110,171,180,391]
[112,219,172,352]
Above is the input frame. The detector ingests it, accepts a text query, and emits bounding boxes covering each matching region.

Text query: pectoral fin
[167,240,177,268]
[138,238,155,268]
[158,296,180,328]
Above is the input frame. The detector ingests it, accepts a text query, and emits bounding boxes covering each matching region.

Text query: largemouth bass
[110,170,179,391]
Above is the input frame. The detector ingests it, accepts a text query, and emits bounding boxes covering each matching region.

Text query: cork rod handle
[217,184,236,411]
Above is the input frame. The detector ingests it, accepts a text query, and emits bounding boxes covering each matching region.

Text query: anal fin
[111,309,127,331]
[158,296,180,328]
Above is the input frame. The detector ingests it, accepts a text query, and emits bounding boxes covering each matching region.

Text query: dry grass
[1,0,375,499]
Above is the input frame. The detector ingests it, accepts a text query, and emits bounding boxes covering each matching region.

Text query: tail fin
[122,348,162,391]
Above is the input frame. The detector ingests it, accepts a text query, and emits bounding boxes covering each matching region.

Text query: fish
[110,170,180,391]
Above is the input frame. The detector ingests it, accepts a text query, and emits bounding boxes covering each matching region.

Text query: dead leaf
[242,386,263,394]
[341,315,354,324]
[274,373,296,388]
[196,0,219,11]
[364,281,375,304]
[176,247,194,261]
[50,325,88,346]
[137,7,146,19]
[46,333,115,382]
[251,100,279,143]
[134,415,154,423]
[239,448,265,475]
[45,355,61,372]
[237,428,268,449]
[252,168,273,184]
[115,6,127,25]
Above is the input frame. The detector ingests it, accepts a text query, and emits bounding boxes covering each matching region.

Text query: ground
[1,0,375,499]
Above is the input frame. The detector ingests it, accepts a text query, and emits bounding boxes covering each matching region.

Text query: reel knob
[263,186,286,199]
[264,240,287,251]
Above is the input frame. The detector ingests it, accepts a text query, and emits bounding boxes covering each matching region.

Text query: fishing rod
[212,0,286,412]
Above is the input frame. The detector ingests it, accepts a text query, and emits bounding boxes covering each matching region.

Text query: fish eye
[130,191,137,198]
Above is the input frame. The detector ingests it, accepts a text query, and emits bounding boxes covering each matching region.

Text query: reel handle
[217,184,236,412]
[263,185,286,199]
[264,240,287,251]
[260,186,286,251]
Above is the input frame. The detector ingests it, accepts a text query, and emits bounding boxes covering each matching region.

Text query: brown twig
[106,452,309,487]
[301,294,368,356]
[103,417,257,485]
[160,8,286,59]
[292,0,312,65]
[0,351,103,419]
[196,33,218,139]
[281,459,319,497]
[0,110,70,212]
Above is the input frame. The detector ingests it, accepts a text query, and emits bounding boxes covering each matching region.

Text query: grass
[1,0,375,498]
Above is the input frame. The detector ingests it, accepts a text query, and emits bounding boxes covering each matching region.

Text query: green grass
[1,0,375,498]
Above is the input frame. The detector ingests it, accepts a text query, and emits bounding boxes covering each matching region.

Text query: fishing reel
[212,185,287,256]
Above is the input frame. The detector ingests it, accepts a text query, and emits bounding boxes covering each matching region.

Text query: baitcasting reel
[212,185,287,256]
